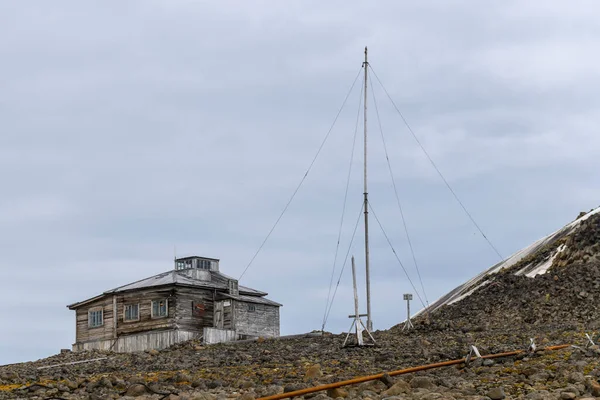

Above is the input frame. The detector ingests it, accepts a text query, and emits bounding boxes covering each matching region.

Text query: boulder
[382,380,411,396]
[305,364,323,381]
[326,387,348,398]
[487,387,505,400]
[410,376,436,390]
[125,384,149,397]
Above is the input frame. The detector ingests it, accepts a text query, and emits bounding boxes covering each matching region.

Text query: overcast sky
[2,1,600,365]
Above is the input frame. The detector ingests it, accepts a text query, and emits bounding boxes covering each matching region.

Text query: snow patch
[447,280,491,305]
[515,244,567,278]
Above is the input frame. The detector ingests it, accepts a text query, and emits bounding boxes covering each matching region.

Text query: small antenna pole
[363,46,373,332]
[352,256,360,320]
[403,293,414,331]
[173,245,177,269]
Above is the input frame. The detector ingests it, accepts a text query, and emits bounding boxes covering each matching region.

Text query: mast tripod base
[342,317,376,348]
[402,319,414,331]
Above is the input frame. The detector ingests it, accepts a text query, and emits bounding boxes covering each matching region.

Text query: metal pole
[363,46,372,332]
[257,345,571,400]
[351,256,359,319]
[403,293,413,330]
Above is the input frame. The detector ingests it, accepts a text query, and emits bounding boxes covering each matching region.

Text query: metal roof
[219,293,283,307]
[68,269,272,309]
[176,255,220,262]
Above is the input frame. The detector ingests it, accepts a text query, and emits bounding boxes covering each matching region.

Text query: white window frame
[151,299,168,318]
[88,308,104,328]
[228,280,239,295]
[123,304,140,322]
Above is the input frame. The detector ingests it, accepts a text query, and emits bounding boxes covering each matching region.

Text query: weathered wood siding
[76,288,177,343]
[203,327,238,344]
[173,287,214,331]
[75,297,115,343]
[233,301,280,337]
[116,288,176,336]
[73,329,201,352]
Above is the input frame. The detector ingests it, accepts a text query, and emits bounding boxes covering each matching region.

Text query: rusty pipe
[258,344,570,400]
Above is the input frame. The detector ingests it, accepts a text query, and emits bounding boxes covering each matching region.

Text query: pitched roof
[67,269,272,309]
[218,293,283,307]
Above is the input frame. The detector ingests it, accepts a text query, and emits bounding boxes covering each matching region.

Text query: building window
[152,299,168,318]
[199,259,211,270]
[247,304,256,312]
[88,309,103,328]
[124,304,139,321]
[228,280,239,295]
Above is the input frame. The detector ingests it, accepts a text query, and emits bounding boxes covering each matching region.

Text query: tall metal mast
[363,47,372,332]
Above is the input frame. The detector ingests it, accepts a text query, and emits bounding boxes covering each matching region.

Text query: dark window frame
[88,308,104,328]
[151,299,168,318]
[124,304,140,322]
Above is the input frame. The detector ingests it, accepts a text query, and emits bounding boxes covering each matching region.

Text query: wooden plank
[113,295,117,339]
[37,357,108,370]
[74,329,201,353]
[203,327,237,344]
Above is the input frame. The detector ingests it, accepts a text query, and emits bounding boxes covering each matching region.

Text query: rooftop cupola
[175,256,220,281]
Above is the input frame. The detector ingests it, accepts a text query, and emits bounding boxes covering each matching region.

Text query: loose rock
[487,387,505,400]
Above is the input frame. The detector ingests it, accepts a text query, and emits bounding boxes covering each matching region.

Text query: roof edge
[67,293,107,310]
[219,293,283,307]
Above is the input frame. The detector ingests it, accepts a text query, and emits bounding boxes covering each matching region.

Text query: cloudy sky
[2,1,600,365]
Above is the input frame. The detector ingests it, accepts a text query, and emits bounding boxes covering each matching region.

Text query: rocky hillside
[410,208,600,335]
[2,208,600,400]
[2,325,600,400]
[421,206,600,315]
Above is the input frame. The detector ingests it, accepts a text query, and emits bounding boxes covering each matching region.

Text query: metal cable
[368,65,504,262]
[323,202,364,329]
[368,201,427,310]
[368,70,431,311]
[239,67,364,281]
[322,75,364,330]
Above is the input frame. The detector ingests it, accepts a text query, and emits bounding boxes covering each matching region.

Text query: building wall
[203,327,238,344]
[116,287,176,336]
[73,329,201,352]
[173,287,215,332]
[233,301,280,338]
[73,286,281,349]
[75,296,115,343]
[75,287,177,344]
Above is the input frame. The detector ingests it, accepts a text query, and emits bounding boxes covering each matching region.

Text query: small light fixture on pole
[402,293,414,331]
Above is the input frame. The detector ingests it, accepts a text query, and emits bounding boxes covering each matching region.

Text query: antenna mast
[363,47,372,331]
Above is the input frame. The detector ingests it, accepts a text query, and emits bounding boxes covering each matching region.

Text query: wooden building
[67,256,281,352]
